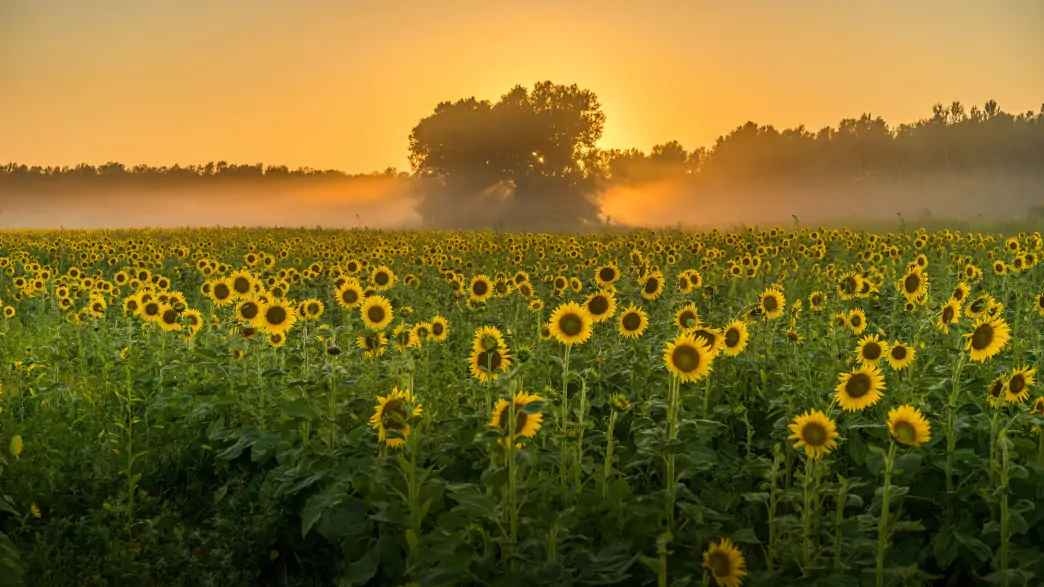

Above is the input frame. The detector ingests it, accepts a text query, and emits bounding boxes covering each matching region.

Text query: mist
[0,176,420,229]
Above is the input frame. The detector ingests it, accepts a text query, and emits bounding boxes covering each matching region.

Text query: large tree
[408,81,606,229]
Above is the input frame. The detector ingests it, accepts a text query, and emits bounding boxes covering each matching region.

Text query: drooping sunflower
[360,295,394,331]
[489,391,544,441]
[584,290,616,323]
[855,334,888,366]
[256,299,297,335]
[846,308,868,335]
[663,333,716,383]
[887,404,932,447]
[468,274,493,303]
[965,315,1011,362]
[356,331,388,358]
[702,537,747,587]
[617,304,649,338]
[758,286,785,320]
[835,364,886,411]
[885,341,915,370]
[639,270,665,301]
[721,320,750,356]
[951,282,970,305]
[182,309,204,337]
[936,299,962,333]
[369,387,423,448]
[335,279,365,309]
[1003,366,1036,404]
[548,302,594,346]
[429,315,450,342]
[674,302,700,331]
[369,265,396,291]
[788,409,840,460]
[986,376,1007,407]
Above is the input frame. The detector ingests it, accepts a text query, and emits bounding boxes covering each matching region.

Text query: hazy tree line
[2,81,1042,228]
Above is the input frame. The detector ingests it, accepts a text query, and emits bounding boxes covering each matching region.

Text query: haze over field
[2,1,1043,229]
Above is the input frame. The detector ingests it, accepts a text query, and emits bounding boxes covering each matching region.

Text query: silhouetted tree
[408,81,606,230]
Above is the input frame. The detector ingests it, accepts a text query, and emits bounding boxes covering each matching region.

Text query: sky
[2,0,1043,173]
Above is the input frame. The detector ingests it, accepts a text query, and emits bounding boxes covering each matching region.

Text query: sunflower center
[989,380,1003,398]
[342,289,359,304]
[233,277,250,294]
[970,324,994,350]
[811,294,823,305]
[890,346,907,360]
[266,306,287,325]
[706,551,732,578]
[214,284,230,299]
[559,313,583,337]
[241,302,259,320]
[473,281,488,296]
[850,315,862,327]
[375,272,389,285]
[1009,374,1025,394]
[893,421,916,444]
[904,273,920,293]
[622,312,641,331]
[432,323,444,335]
[588,296,609,315]
[367,306,386,324]
[763,295,778,311]
[599,268,615,282]
[162,309,178,324]
[679,311,697,328]
[644,278,659,294]
[725,329,740,347]
[845,372,871,398]
[942,306,954,323]
[671,345,700,373]
[862,342,882,360]
[801,422,827,447]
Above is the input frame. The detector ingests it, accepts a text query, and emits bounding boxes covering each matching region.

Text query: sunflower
[1037,292,1044,317]
[229,270,256,299]
[808,290,826,311]
[182,309,204,336]
[158,304,181,332]
[965,315,1010,362]
[335,279,365,309]
[370,265,396,291]
[548,302,594,346]
[235,298,262,324]
[429,315,450,342]
[256,299,296,335]
[951,282,970,304]
[360,295,394,331]
[855,334,888,365]
[1003,366,1035,404]
[369,387,423,448]
[986,376,1007,407]
[721,320,750,356]
[758,286,785,320]
[469,343,512,383]
[702,538,747,587]
[639,270,665,301]
[885,341,915,370]
[663,333,716,383]
[788,409,840,460]
[468,275,493,303]
[674,302,700,331]
[887,405,932,447]
[846,308,868,335]
[208,278,234,306]
[2,306,15,319]
[584,290,616,323]
[898,266,928,302]
[489,391,544,441]
[301,298,325,321]
[617,304,649,338]
[691,326,724,355]
[356,331,388,358]
[936,299,962,333]
[594,263,620,287]
[835,364,886,411]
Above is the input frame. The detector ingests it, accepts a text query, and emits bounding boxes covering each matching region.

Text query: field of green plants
[0,227,1041,586]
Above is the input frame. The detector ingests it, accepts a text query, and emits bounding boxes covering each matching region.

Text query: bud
[9,434,23,458]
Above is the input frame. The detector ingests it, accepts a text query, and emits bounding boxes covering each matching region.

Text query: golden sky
[3,0,1042,172]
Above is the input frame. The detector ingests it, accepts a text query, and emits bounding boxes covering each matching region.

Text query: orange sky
[2,1,1042,173]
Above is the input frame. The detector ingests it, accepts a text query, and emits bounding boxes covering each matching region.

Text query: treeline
[0,161,406,188]
[606,100,1044,185]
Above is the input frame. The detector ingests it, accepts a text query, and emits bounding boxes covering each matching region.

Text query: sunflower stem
[800,455,817,572]
[997,425,1010,587]
[602,408,617,501]
[944,353,965,502]
[664,375,680,530]
[574,377,587,493]
[875,442,897,587]
[559,344,572,494]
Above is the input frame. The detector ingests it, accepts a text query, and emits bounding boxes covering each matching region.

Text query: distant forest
[2,89,1042,229]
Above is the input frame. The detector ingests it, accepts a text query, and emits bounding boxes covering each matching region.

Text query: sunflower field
[0,227,1042,586]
